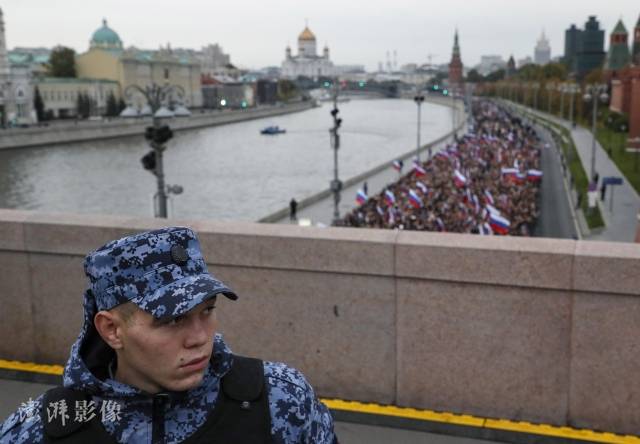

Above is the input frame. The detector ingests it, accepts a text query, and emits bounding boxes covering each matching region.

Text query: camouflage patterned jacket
[0,293,336,443]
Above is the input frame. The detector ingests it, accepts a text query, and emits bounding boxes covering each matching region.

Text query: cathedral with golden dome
[281,24,335,78]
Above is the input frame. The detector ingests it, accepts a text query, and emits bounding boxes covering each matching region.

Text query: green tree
[542,63,567,80]
[48,46,77,78]
[76,92,90,118]
[277,79,298,101]
[485,69,505,82]
[466,69,484,83]
[33,86,45,121]
[106,91,118,117]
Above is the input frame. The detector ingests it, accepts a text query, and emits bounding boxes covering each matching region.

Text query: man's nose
[184,317,209,348]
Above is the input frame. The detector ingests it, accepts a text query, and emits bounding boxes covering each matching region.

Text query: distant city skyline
[2,0,638,71]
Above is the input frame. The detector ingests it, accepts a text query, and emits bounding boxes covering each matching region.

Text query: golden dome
[298,26,316,41]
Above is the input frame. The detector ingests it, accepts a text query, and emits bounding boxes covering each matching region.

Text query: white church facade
[281,26,335,79]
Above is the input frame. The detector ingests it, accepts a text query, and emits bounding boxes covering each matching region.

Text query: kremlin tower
[448,30,464,95]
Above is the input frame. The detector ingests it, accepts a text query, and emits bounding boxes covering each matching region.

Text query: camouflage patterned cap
[84,226,237,320]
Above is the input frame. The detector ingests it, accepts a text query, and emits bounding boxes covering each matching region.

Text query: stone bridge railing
[1,209,638,435]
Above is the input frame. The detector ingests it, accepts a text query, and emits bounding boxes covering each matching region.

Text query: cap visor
[132,274,237,320]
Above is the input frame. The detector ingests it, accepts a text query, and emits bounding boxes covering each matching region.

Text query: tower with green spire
[448,29,463,92]
[633,13,640,64]
[607,19,630,70]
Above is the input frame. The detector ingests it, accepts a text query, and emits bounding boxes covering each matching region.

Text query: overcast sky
[2,1,638,71]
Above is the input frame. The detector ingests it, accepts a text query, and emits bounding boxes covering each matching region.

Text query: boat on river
[260,126,286,135]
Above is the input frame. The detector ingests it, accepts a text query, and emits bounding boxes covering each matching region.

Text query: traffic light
[330,108,339,117]
[141,150,156,172]
[330,107,342,128]
[144,125,173,145]
[154,125,173,144]
[358,81,365,88]
[144,126,155,141]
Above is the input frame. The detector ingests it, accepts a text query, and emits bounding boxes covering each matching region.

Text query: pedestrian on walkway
[289,198,298,221]
[601,183,607,201]
[363,181,368,195]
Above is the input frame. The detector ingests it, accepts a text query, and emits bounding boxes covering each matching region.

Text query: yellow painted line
[322,398,640,444]
[485,419,640,444]
[0,359,63,376]
[1,360,638,444]
[322,398,484,427]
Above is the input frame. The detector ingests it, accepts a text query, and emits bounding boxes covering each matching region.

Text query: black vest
[42,356,273,444]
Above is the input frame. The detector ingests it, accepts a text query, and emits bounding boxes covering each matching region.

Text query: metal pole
[331,81,341,224]
[569,90,575,126]
[548,88,552,114]
[416,100,421,161]
[609,185,614,212]
[152,111,168,218]
[560,91,565,119]
[590,95,597,181]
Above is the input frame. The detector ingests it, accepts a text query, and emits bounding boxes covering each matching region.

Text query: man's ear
[94,310,125,350]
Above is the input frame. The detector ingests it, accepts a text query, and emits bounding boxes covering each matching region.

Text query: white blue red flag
[392,160,403,171]
[483,189,495,205]
[384,190,396,205]
[416,182,428,194]
[414,164,427,177]
[453,169,467,188]
[408,189,422,208]
[489,213,510,235]
[356,189,368,205]
[527,169,543,181]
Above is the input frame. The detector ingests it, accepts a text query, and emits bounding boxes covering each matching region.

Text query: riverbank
[0,101,316,150]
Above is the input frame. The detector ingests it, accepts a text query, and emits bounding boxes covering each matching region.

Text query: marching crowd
[340,100,543,236]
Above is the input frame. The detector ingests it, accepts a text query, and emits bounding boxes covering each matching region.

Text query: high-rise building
[606,20,630,71]
[477,55,505,76]
[534,31,551,65]
[564,24,582,70]
[574,16,606,78]
[448,30,463,93]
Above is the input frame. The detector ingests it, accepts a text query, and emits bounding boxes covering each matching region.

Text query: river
[0,99,454,221]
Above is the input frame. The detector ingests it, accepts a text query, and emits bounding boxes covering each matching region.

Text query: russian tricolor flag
[480,223,493,235]
[356,189,368,205]
[414,164,427,177]
[501,167,519,177]
[384,190,396,205]
[408,189,422,208]
[527,169,543,181]
[453,169,467,188]
[392,160,403,171]
[416,181,428,194]
[489,213,510,235]
[483,189,495,205]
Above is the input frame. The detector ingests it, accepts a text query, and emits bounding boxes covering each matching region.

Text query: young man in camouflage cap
[1,226,337,443]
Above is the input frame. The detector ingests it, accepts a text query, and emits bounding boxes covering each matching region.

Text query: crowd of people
[340,100,543,236]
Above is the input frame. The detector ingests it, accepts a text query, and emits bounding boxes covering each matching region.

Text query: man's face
[114,298,218,394]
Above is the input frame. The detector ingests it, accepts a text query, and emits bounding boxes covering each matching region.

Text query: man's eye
[166,316,184,326]
[204,305,216,314]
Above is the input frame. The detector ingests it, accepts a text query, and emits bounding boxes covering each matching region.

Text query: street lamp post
[329,80,343,224]
[546,83,554,115]
[532,82,539,110]
[583,84,609,181]
[123,83,186,218]
[414,92,425,160]
[567,83,579,127]
[558,84,566,119]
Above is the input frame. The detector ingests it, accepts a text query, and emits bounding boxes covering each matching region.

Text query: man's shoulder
[263,361,311,395]
[0,395,45,444]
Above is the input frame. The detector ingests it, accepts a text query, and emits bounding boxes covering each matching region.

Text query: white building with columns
[0,7,34,126]
[281,25,335,79]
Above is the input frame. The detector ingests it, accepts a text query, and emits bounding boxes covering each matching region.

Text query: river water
[0,99,453,221]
